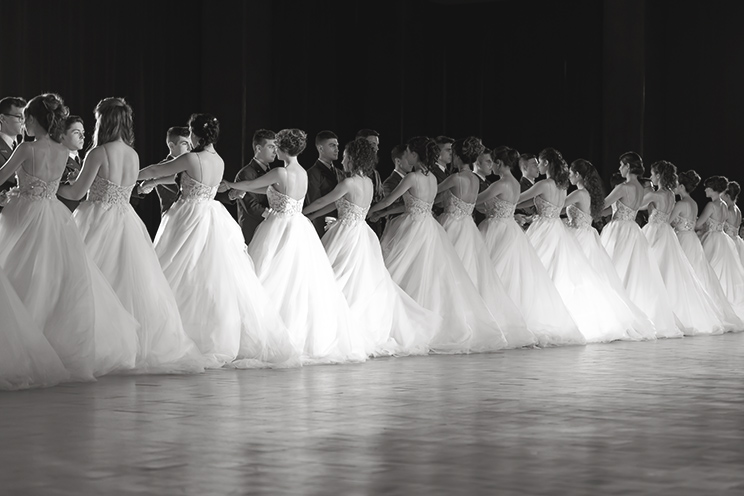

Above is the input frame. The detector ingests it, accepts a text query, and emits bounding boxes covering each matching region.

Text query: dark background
[1,0,742,234]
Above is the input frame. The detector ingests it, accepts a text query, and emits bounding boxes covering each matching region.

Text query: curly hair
[93,97,134,147]
[650,160,678,191]
[452,136,485,165]
[704,175,729,193]
[406,136,439,174]
[678,170,701,193]
[727,180,741,203]
[188,113,219,151]
[619,151,644,176]
[539,147,570,189]
[492,146,520,172]
[24,93,69,142]
[345,137,377,177]
[276,128,307,156]
[570,159,605,221]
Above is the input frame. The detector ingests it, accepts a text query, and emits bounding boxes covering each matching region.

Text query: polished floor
[2,333,744,495]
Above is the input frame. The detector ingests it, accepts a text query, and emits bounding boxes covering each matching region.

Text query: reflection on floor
[2,333,744,495]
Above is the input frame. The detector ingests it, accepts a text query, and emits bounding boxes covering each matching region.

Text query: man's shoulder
[0,138,12,161]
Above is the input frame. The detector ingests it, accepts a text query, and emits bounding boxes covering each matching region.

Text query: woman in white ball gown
[58,98,205,374]
[641,160,731,335]
[670,170,744,326]
[564,159,655,340]
[477,146,584,347]
[222,129,366,365]
[600,152,683,338]
[368,136,507,354]
[519,148,650,343]
[435,137,535,348]
[138,114,298,369]
[0,93,138,380]
[721,181,744,264]
[697,175,744,326]
[303,137,439,357]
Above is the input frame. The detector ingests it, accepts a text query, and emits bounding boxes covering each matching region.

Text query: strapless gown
[438,191,536,348]
[526,197,650,343]
[566,205,655,340]
[673,215,744,327]
[478,196,584,347]
[379,192,508,353]
[155,174,299,368]
[322,197,440,356]
[0,167,139,379]
[642,209,730,335]
[74,176,206,373]
[700,217,744,327]
[600,202,683,338]
[248,185,366,364]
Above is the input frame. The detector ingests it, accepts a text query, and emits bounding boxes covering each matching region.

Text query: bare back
[408,170,439,203]
[676,196,698,221]
[343,175,374,208]
[618,181,645,210]
[536,179,567,208]
[186,151,225,187]
[95,142,140,186]
[648,189,675,215]
[449,170,481,203]
[24,139,69,183]
[272,161,308,200]
[493,175,521,204]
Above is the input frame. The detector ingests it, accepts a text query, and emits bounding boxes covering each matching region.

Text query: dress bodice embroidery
[442,191,475,219]
[705,217,725,233]
[180,173,218,202]
[86,176,134,209]
[671,216,695,233]
[16,167,59,200]
[483,196,516,220]
[612,201,638,222]
[267,184,303,216]
[648,209,671,225]
[403,191,433,219]
[335,197,368,227]
[534,196,561,219]
[723,221,739,238]
[566,205,592,229]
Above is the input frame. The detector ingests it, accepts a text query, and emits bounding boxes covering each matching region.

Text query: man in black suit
[231,129,277,245]
[431,135,454,183]
[516,153,539,228]
[57,115,86,212]
[151,127,191,214]
[381,144,411,212]
[306,130,343,237]
[356,128,385,237]
[472,147,493,225]
[0,96,27,211]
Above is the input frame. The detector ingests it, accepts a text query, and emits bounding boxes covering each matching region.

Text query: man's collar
[474,170,487,182]
[318,158,334,169]
[254,157,269,172]
[394,169,406,178]
[68,150,79,160]
[524,176,535,185]
[436,162,447,173]
[0,132,15,148]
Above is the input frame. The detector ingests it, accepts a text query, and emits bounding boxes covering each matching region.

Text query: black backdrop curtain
[2,0,744,235]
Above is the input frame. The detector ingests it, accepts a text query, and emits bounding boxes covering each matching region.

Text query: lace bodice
[723,221,739,238]
[335,197,368,227]
[566,205,592,229]
[442,191,475,219]
[483,196,516,220]
[705,218,725,233]
[180,173,218,202]
[671,216,695,232]
[612,201,638,222]
[267,184,303,216]
[16,167,59,200]
[534,196,561,219]
[86,176,134,208]
[648,209,671,225]
[403,191,433,219]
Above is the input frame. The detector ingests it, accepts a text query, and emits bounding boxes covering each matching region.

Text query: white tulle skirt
[380,211,508,354]
[155,199,299,368]
[439,212,536,348]
[600,219,683,338]
[75,200,206,374]
[322,217,439,356]
[701,229,744,326]
[676,229,744,329]
[527,217,650,343]
[479,217,585,347]
[248,211,366,364]
[0,195,138,380]
[642,221,729,335]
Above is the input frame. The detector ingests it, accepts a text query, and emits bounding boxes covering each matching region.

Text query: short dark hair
[434,135,454,146]
[0,96,27,115]
[64,115,84,132]
[480,147,492,157]
[391,144,406,162]
[519,153,536,171]
[167,126,190,142]
[252,129,276,150]
[315,130,338,146]
[356,128,379,139]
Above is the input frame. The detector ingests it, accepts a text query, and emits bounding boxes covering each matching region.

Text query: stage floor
[2,333,743,495]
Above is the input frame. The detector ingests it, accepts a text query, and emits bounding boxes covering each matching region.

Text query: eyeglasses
[2,113,24,122]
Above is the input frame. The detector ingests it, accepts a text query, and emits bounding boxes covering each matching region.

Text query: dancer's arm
[139,153,190,180]
[696,202,715,229]
[303,178,351,219]
[603,184,626,210]
[517,179,547,206]
[368,173,415,216]
[224,167,285,194]
[58,146,106,200]
[0,143,29,185]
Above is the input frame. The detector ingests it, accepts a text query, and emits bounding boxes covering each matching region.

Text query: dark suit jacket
[306,159,344,237]
[431,164,449,184]
[0,138,17,212]
[235,158,271,245]
[382,170,405,220]
[58,155,82,212]
[517,176,537,220]
[367,168,385,238]
[474,174,491,226]
[150,155,180,214]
